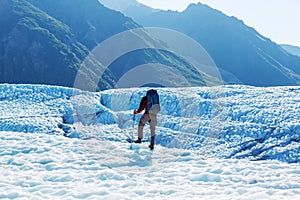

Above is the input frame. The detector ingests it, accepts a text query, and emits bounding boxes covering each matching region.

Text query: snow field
[0,84,299,199]
[0,131,299,199]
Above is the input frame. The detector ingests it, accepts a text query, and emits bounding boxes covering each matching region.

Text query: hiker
[133,89,160,150]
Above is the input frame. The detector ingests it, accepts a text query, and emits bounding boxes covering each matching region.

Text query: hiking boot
[148,144,154,150]
[149,135,155,150]
[134,138,142,143]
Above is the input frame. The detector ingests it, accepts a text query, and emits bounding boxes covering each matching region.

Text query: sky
[136,0,300,47]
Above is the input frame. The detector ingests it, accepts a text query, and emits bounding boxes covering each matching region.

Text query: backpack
[146,89,160,114]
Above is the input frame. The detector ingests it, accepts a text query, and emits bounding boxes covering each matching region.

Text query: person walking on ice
[133,89,160,150]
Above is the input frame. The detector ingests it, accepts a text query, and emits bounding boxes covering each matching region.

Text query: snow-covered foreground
[0,84,299,199]
[1,131,299,199]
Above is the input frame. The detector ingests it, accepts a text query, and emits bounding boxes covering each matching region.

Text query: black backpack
[146,89,160,114]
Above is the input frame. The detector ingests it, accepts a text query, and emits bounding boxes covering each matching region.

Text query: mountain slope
[99,0,159,20]
[29,0,215,88]
[281,44,300,57]
[99,0,140,11]
[1,0,218,90]
[0,0,84,86]
[28,0,140,49]
[120,2,300,86]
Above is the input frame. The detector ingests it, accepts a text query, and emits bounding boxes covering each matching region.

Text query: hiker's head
[146,89,155,96]
[146,90,151,96]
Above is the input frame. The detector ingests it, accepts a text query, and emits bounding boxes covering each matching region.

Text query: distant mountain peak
[118,1,300,86]
[280,44,300,57]
[99,0,139,11]
[99,0,159,19]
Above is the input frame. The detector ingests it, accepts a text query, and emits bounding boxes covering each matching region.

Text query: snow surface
[0,84,299,199]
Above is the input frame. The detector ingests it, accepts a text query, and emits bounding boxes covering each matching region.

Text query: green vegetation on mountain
[1,0,215,90]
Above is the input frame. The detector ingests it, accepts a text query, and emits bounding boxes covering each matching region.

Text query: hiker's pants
[138,113,157,138]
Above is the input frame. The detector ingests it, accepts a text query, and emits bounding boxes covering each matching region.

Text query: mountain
[281,44,300,57]
[0,0,121,89]
[99,0,159,20]
[28,0,140,49]
[113,2,300,86]
[99,0,140,12]
[3,0,298,89]
[1,0,216,91]
[0,0,84,87]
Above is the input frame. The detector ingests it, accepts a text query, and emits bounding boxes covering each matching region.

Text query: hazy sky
[136,0,300,47]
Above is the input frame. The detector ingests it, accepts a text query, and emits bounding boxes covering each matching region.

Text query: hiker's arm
[134,96,147,114]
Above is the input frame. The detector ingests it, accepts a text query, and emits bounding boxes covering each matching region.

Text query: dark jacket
[135,96,148,114]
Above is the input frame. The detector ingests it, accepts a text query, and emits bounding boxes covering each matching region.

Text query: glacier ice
[0,84,299,163]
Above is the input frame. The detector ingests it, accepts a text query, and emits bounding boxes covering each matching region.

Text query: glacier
[1,83,300,199]
[0,84,299,163]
